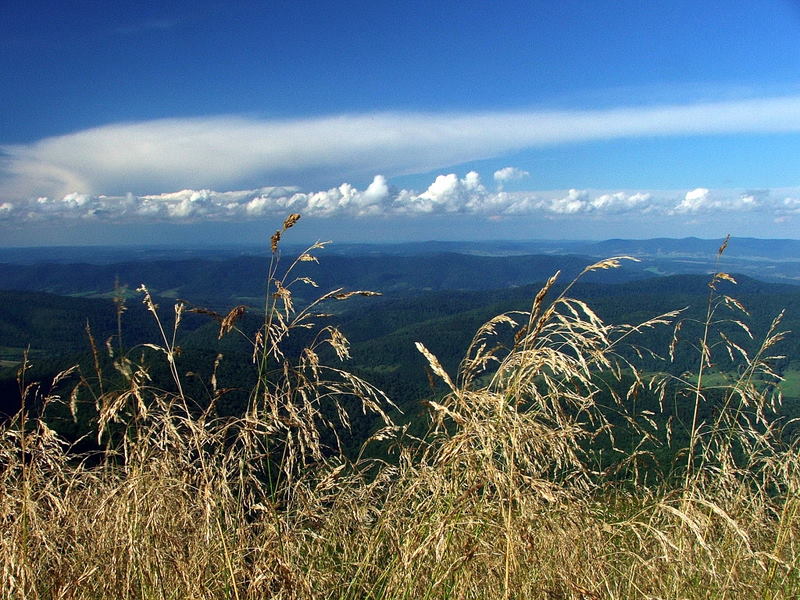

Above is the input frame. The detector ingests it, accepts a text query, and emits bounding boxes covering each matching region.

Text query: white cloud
[673,188,765,214]
[363,174,389,203]
[4,171,797,226]
[493,166,530,184]
[538,189,589,214]
[5,95,800,201]
[62,192,92,207]
[408,171,487,213]
[591,191,651,213]
[780,196,800,215]
[674,188,712,213]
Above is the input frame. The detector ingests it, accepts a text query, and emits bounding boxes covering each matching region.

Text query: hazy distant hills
[295,236,800,260]
[1,235,799,396]
[581,237,800,260]
[1,237,798,299]
[3,236,799,263]
[0,245,256,265]
[0,253,651,308]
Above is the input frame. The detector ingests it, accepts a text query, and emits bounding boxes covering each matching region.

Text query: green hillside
[3,263,799,461]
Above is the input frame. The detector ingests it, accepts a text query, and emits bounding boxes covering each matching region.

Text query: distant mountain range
[1,237,799,306]
[293,236,800,261]
[0,253,644,308]
[580,237,800,261]
[2,236,799,264]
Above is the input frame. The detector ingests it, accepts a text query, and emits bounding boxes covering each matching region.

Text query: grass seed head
[218,305,247,339]
[283,213,301,229]
[271,229,282,253]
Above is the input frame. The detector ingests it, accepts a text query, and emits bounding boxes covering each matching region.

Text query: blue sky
[2,0,800,245]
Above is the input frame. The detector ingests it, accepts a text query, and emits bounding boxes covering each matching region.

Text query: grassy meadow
[2,219,799,599]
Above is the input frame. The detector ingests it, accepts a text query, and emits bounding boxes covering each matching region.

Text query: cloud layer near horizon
[4,95,800,200]
[2,171,799,225]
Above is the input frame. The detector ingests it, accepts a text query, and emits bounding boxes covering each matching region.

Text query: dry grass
[1,220,799,599]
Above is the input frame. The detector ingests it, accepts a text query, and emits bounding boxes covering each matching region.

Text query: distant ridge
[0,253,649,307]
[1,238,798,300]
[3,236,798,265]
[580,237,800,260]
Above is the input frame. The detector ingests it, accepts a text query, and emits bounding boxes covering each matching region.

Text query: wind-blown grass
[1,220,798,599]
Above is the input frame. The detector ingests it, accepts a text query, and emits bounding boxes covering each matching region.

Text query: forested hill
[2,238,799,310]
[2,270,799,421]
[1,271,797,369]
[331,273,800,403]
[0,252,652,307]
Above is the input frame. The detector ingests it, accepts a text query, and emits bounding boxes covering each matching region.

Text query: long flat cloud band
[3,95,800,200]
[1,172,799,224]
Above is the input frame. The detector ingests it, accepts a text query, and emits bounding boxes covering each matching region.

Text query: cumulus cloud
[540,189,590,214]
[5,95,800,200]
[591,191,652,213]
[493,166,530,185]
[674,188,712,213]
[3,170,799,226]
[672,188,765,214]
[779,196,800,215]
[404,171,488,213]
